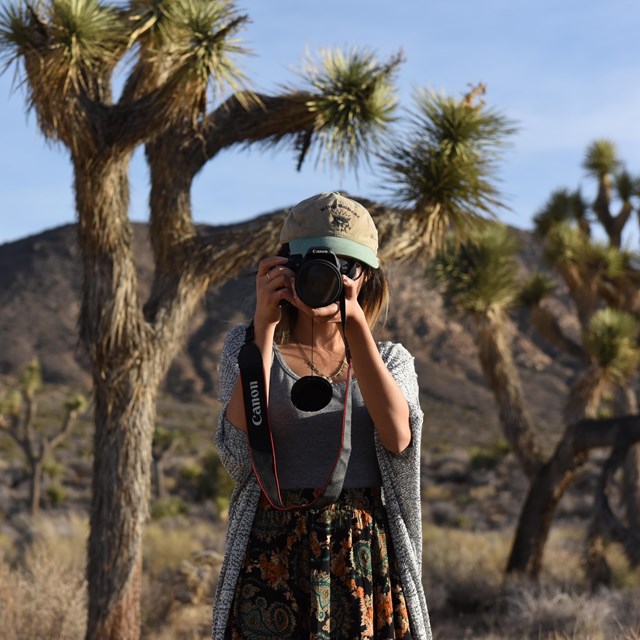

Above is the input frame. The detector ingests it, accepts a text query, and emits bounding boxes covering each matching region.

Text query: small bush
[46,484,67,506]
[151,496,187,520]
[469,437,511,470]
[0,529,86,639]
[181,450,234,514]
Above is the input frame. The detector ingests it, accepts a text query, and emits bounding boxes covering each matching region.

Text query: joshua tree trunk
[87,374,158,639]
[77,154,149,640]
[507,436,586,575]
[475,309,543,478]
[30,458,43,518]
[507,415,640,576]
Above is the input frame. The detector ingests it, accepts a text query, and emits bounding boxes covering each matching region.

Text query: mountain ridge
[0,214,579,443]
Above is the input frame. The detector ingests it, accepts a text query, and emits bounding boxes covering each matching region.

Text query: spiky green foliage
[615,169,636,202]
[381,86,517,252]
[0,1,37,65]
[153,425,178,450]
[20,358,42,399]
[65,394,89,413]
[533,189,588,239]
[544,223,590,267]
[0,389,22,417]
[0,0,252,143]
[517,272,557,307]
[583,139,620,178]
[583,308,639,381]
[0,0,128,146]
[298,47,399,171]
[545,223,632,276]
[431,223,521,314]
[161,0,250,117]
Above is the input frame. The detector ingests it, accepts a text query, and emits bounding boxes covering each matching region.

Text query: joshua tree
[428,220,640,580]
[583,139,639,247]
[0,359,88,517]
[0,2,400,637]
[430,224,543,477]
[428,139,640,580]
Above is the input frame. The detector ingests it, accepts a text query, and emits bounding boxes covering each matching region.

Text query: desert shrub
[43,458,66,481]
[424,525,508,615]
[0,520,87,640]
[180,449,234,514]
[497,582,640,639]
[143,519,219,575]
[46,484,67,506]
[605,542,640,589]
[469,436,511,470]
[151,496,187,520]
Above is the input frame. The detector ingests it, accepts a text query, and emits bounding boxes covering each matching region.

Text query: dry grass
[1,513,639,640]
[0,514,87,640]
[425,523,640,639]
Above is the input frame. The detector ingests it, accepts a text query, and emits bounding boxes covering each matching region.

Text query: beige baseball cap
[279,192,379,268]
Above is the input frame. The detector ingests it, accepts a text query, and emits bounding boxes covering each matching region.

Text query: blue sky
[1,0,639,245]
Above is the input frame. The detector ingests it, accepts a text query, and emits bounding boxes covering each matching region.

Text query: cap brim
[289,236,379,268]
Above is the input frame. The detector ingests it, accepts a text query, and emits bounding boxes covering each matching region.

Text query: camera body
[285,247,344,308]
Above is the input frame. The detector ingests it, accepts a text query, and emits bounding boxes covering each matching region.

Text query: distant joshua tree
[0,359,88,517]
[430,140,640,585]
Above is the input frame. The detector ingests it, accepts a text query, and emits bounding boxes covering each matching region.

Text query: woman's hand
[254,256,295,331]
[290,273,367,325]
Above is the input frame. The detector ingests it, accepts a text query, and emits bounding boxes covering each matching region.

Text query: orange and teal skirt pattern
[225,487,412,639]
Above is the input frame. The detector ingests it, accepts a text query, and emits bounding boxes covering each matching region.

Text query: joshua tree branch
[507,414,640,576]
[48,408,78,452]
[529,304,587,363]
[593,441,640,565]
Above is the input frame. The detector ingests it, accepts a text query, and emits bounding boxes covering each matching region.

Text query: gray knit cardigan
[211,324,432,639]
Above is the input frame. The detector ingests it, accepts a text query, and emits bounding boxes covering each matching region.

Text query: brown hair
[273,244,389,345]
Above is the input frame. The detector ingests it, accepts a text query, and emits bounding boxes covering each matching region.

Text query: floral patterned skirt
[225,487,412,640]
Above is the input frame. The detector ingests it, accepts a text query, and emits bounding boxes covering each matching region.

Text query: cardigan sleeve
[375,341,424,565]
[214,324,254,484]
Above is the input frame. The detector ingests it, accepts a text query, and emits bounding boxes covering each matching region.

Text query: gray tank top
[268,345,382,489]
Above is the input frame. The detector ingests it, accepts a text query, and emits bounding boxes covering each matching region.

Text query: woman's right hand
[254,256,295,330]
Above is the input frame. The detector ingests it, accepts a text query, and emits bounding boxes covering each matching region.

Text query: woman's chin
[300,303,341,321]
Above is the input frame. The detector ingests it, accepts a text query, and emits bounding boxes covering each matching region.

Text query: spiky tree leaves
[0,0,128,151]
[431,224,543,477]
[432,223,521,313]
[299,48,400,171]
[565,309,639,423]
[518,273,586,362]
[583,139,621,178]
[533,188,590,238]
[381,84,517,257]
[127,0,251,119]
[583,139,639,246]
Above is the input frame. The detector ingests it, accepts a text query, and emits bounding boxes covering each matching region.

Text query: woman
[212,192,431,639]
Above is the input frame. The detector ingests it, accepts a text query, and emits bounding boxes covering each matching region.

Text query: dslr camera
[285,247,361,308]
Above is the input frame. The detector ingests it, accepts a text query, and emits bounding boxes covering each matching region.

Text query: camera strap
[238,299,352,510]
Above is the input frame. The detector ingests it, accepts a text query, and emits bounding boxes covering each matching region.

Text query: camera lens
[296,261,342,308]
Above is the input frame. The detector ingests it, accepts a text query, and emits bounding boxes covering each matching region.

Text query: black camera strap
[238,299,353,510]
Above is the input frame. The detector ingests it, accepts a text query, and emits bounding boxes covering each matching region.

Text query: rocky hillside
[0,214,581,445]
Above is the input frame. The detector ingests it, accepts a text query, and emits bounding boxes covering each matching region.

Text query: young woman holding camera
[212,193,431,639]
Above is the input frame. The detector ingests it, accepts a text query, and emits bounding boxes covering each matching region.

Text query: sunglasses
[338,257,365,280]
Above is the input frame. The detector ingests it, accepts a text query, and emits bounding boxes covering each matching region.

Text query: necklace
[293,335,347,383]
